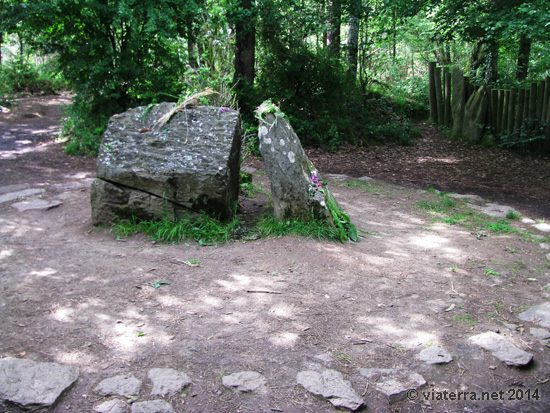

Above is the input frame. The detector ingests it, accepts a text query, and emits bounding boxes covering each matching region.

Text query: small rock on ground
[469,331,533,366]
[94,374,142,398]
[0,188,45,204]
[131,399,175,413]
[296,370,364,411]
[222,371,267,393]
[470,203,517,218]
[12,199,62,211]
[148,368,191,396]
[0,357,79,409]
[359,368,426,404]
[519,302,550,328]
[416,346,453,364]
[94,399,129,413]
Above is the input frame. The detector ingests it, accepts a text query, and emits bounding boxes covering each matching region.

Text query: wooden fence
[428,62,550,146]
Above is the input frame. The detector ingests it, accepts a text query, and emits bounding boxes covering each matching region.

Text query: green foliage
[254,214,343,242]
[0,57,65,95]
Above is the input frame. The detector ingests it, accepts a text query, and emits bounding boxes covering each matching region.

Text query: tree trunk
[0,32,3,66]
[346,13,360,79]
[187,18,198,68]
[327,0,341,57]
[484,41,498,83]
[233,0,256,113]
[516,34,531,82]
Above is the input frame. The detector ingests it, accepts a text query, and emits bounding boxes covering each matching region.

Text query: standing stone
[255,102,356,241]
[0,357,79,409]
[469,331,533,366]
[451,66,466,136]
[92,104,242,225]
[148,368,191,396]
[296,370,364,411]
[257,111,329,221]
[462,86,489,143]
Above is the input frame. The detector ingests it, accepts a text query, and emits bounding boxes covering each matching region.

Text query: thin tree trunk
[346,10,360,79]
[0,32,3,66]
[485,41,498,83]
[233,0,256,114]
[327,0,341,57]
[516,34,531,82]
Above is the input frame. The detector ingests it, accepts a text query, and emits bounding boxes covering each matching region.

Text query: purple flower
[219,107,230,114]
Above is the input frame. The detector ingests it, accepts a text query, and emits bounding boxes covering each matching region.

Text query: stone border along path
[1,182,550,411]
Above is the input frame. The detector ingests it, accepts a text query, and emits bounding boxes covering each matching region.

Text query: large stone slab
[462,85,489,143]
[359,367,426,404]
[296,370,364,411]
[148,368,191,396]
[222,371,267,393]
[518,302,550,328]
[92,104,242,224]
[12,199,62,212]
[469,331,533,366]
[0,357,79,409]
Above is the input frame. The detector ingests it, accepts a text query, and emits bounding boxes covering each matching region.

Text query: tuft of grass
[484,268,501,277]
[112,213,245,246]
[452,313,476,326]
[254,214,342,242]
[506,210,522,220]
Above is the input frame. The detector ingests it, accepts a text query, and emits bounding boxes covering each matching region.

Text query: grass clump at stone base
[112,211,346,245]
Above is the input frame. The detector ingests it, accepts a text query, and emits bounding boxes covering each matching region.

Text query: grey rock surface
[0,184,30,195]
[462,85,489,143]
[296,370,364,411]
[0,188,45,204]
[416,346,453,364]
[469,331,533,366]
[519,302,550,328]
[93,104,241,224]
[534,222,550,232]
[530,327,550,342]
[148,368,191,396]
[0,357,79,409]
[222,371,267,393]
[131,399,175,413]
[471,203,518,218]
[447,193,485,205]
[12,199,62,211]
[258,113,332,222]
[94,398,129,413]
[359,368,426,404]
[94,374,142,398]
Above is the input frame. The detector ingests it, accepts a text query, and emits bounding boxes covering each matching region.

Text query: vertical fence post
[507,88,517,133]
[428,62,437,122]
[537,80,546,120]
[542,77,550,123]
[515,88,525,131]
[523,89,530,119]
[434,67,444,124]
[496,90,504,134]
[530,82,538,119]
[491,89,499,132]
[501,90,510,133]
[443,66,452,126]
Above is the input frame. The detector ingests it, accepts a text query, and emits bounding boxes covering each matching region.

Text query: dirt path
[1,96,550,412]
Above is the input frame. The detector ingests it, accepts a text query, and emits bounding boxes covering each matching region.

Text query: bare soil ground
[1,95,550,412]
